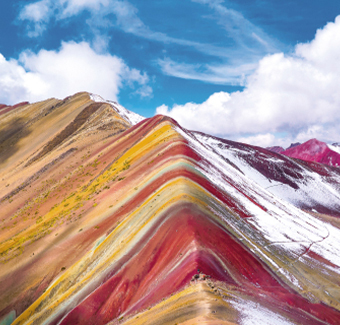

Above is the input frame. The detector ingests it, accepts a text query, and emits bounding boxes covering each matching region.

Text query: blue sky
[1,0,340,146]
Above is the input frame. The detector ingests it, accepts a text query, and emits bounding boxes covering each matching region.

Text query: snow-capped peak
[90,93,145,126]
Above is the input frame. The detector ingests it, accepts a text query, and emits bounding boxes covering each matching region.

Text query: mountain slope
[266,146,284,153]
[1,93,340,325]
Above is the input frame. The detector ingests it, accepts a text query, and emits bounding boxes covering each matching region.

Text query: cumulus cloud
[236,133,291,148]
[157,16,340,147]
[0,41,151,105]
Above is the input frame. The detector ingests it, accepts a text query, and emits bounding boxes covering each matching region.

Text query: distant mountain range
[267,139,340,168]
[1,93,340,325]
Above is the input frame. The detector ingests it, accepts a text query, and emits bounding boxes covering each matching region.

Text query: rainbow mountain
[1,92,340,325]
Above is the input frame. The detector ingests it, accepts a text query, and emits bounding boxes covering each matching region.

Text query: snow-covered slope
[177,128,340,305]
[192,132,340,215]
[329,144,340,155]
[266,146,284,153]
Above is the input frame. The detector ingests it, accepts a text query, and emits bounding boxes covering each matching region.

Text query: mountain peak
[284,138,327,154]
[279,138,340,167]
[89,93,145,126]
[286,142,301,150]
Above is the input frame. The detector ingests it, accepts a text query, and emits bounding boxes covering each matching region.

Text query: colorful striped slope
[1,93,340,325]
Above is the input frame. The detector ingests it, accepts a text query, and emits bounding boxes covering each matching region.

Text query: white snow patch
[312,223,340,267]
[328,144,340,155]
[90,93,145,125]
[278,269,302,290]
[231,299,294,325]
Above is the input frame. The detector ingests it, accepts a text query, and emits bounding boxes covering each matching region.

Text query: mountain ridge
[1,93,340,325]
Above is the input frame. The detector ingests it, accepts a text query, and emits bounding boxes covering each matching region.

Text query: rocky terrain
[1,93,340,325]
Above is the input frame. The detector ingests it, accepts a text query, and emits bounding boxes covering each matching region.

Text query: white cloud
[17,0,277,67]
[0,41,151,105]
[295,125,340,144]
[158,58,256,85]
[16,0,284,89]
[18,0,236,58]
[0,54,31,104]
[19,0,51,22]
[18,0,51,37]
[135,85,153,98]
[237,133,284,148]
[157,16,340,147]
[59,0,111,18]
[17,0,114,38]
[192,0,279,53]
[168,0,280,81]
